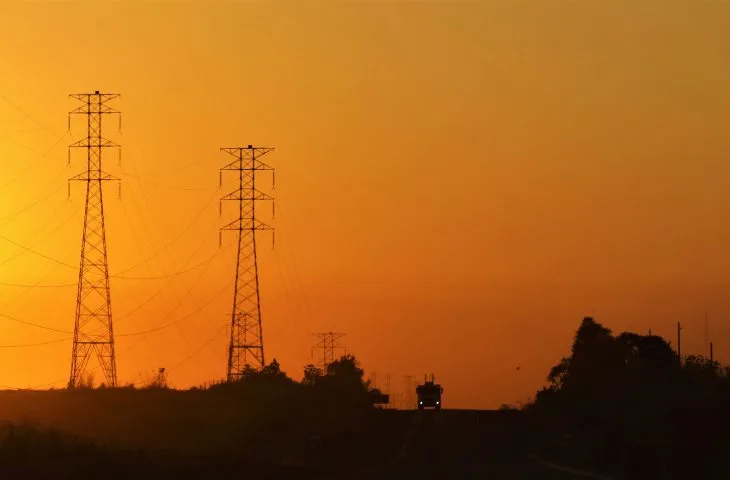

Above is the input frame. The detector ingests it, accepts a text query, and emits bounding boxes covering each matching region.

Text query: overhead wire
[166,323,227,372]
[270,198,314,357]
[113,187,220,276]
[0,312,71,334]
[0,197,74,267]
[0,203,80,315]
[100,270,231,386]
[0,92,62,139]
[113,236,226,322]
[119,157,212,177]
[0,281,73,288]
[0,178,66,226]
[113,142,219,360]
[0,235,76,269]
[96,165,219,365]
[0,233,220,280]
[0,200,80,336]
[0,246,78,336]
[0,126,48,136]
[0,338,70,348]
[121,172,216,192]
[110,182,183,365]
[0,133,70,190]
[273,199,316,318]
[110,144,228,381]
[0,169,221,361]
[117,278,230,338]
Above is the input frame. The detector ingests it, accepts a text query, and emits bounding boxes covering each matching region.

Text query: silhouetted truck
[416,375,443,410]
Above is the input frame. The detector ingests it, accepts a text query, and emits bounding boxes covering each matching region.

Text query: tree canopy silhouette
[530,316,730,479]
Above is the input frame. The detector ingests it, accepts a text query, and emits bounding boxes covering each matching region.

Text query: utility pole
[710,342,714,363]
[677,321,682,366]
[220,146,275,381]
[312,332,346,372]
[68,91,121,389]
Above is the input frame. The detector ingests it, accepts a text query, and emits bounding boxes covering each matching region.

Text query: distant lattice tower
[312,332,346,372]
[220,145,275,381]
[67,91,121,389]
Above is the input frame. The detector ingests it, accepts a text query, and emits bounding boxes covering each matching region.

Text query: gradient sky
[0,0,728,408]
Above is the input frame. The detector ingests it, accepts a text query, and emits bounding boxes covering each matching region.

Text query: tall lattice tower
[68,91,121,389]
[220,145,274,381]
[312,332,346,372]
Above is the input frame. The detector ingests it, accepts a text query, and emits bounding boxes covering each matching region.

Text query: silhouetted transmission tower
[312,332,346,372]
[67,91,121,389]
[220,145,275,381]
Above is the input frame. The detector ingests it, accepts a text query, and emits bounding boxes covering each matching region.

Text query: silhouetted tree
[314,355,373,408]
[261,358,285,378]
[302,364,323,386]
[531,316,730,478]
[547,356,570,390]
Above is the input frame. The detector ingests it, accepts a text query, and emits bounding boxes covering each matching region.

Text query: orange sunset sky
[0,0,728,408]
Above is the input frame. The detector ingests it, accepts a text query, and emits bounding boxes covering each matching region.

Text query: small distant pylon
[312,332,346,372]
[220,145,275,381]
[67,91,122,389]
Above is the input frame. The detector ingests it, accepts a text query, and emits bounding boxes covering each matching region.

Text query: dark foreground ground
[332,410,610,480]
[0,395,609,479]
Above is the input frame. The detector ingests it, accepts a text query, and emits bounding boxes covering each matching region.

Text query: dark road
[333,410,612,480]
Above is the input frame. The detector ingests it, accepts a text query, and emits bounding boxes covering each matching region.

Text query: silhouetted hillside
[0,355,407,478]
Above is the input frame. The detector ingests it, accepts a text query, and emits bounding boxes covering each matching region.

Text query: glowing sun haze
[0,0,728,408]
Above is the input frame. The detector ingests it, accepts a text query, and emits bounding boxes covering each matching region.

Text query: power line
[122,172,217,192]
[0,312,71,334]
[0,281,73,288]
[112,143,200,363]
[0,92,62,138]
[0,200,78,269]
[0,235,76,269]
[0,169,68,226]
[0,132,70,190]
[114,248,220,280]
[117,271,230,337]
[113,241,228,324]
[167,323,228,371]
[119,157,213,177]
[0,338,70,348]
[270,198,313,358]
[0,234,220,280]
[0,233,79,315]
[112,187,220,277]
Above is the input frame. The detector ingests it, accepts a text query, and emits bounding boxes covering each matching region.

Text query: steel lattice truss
[312,332,346,372]
[68,91,121,389]
[220,146,274,381]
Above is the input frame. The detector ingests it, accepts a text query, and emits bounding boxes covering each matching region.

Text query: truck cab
[416,374,443,410]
